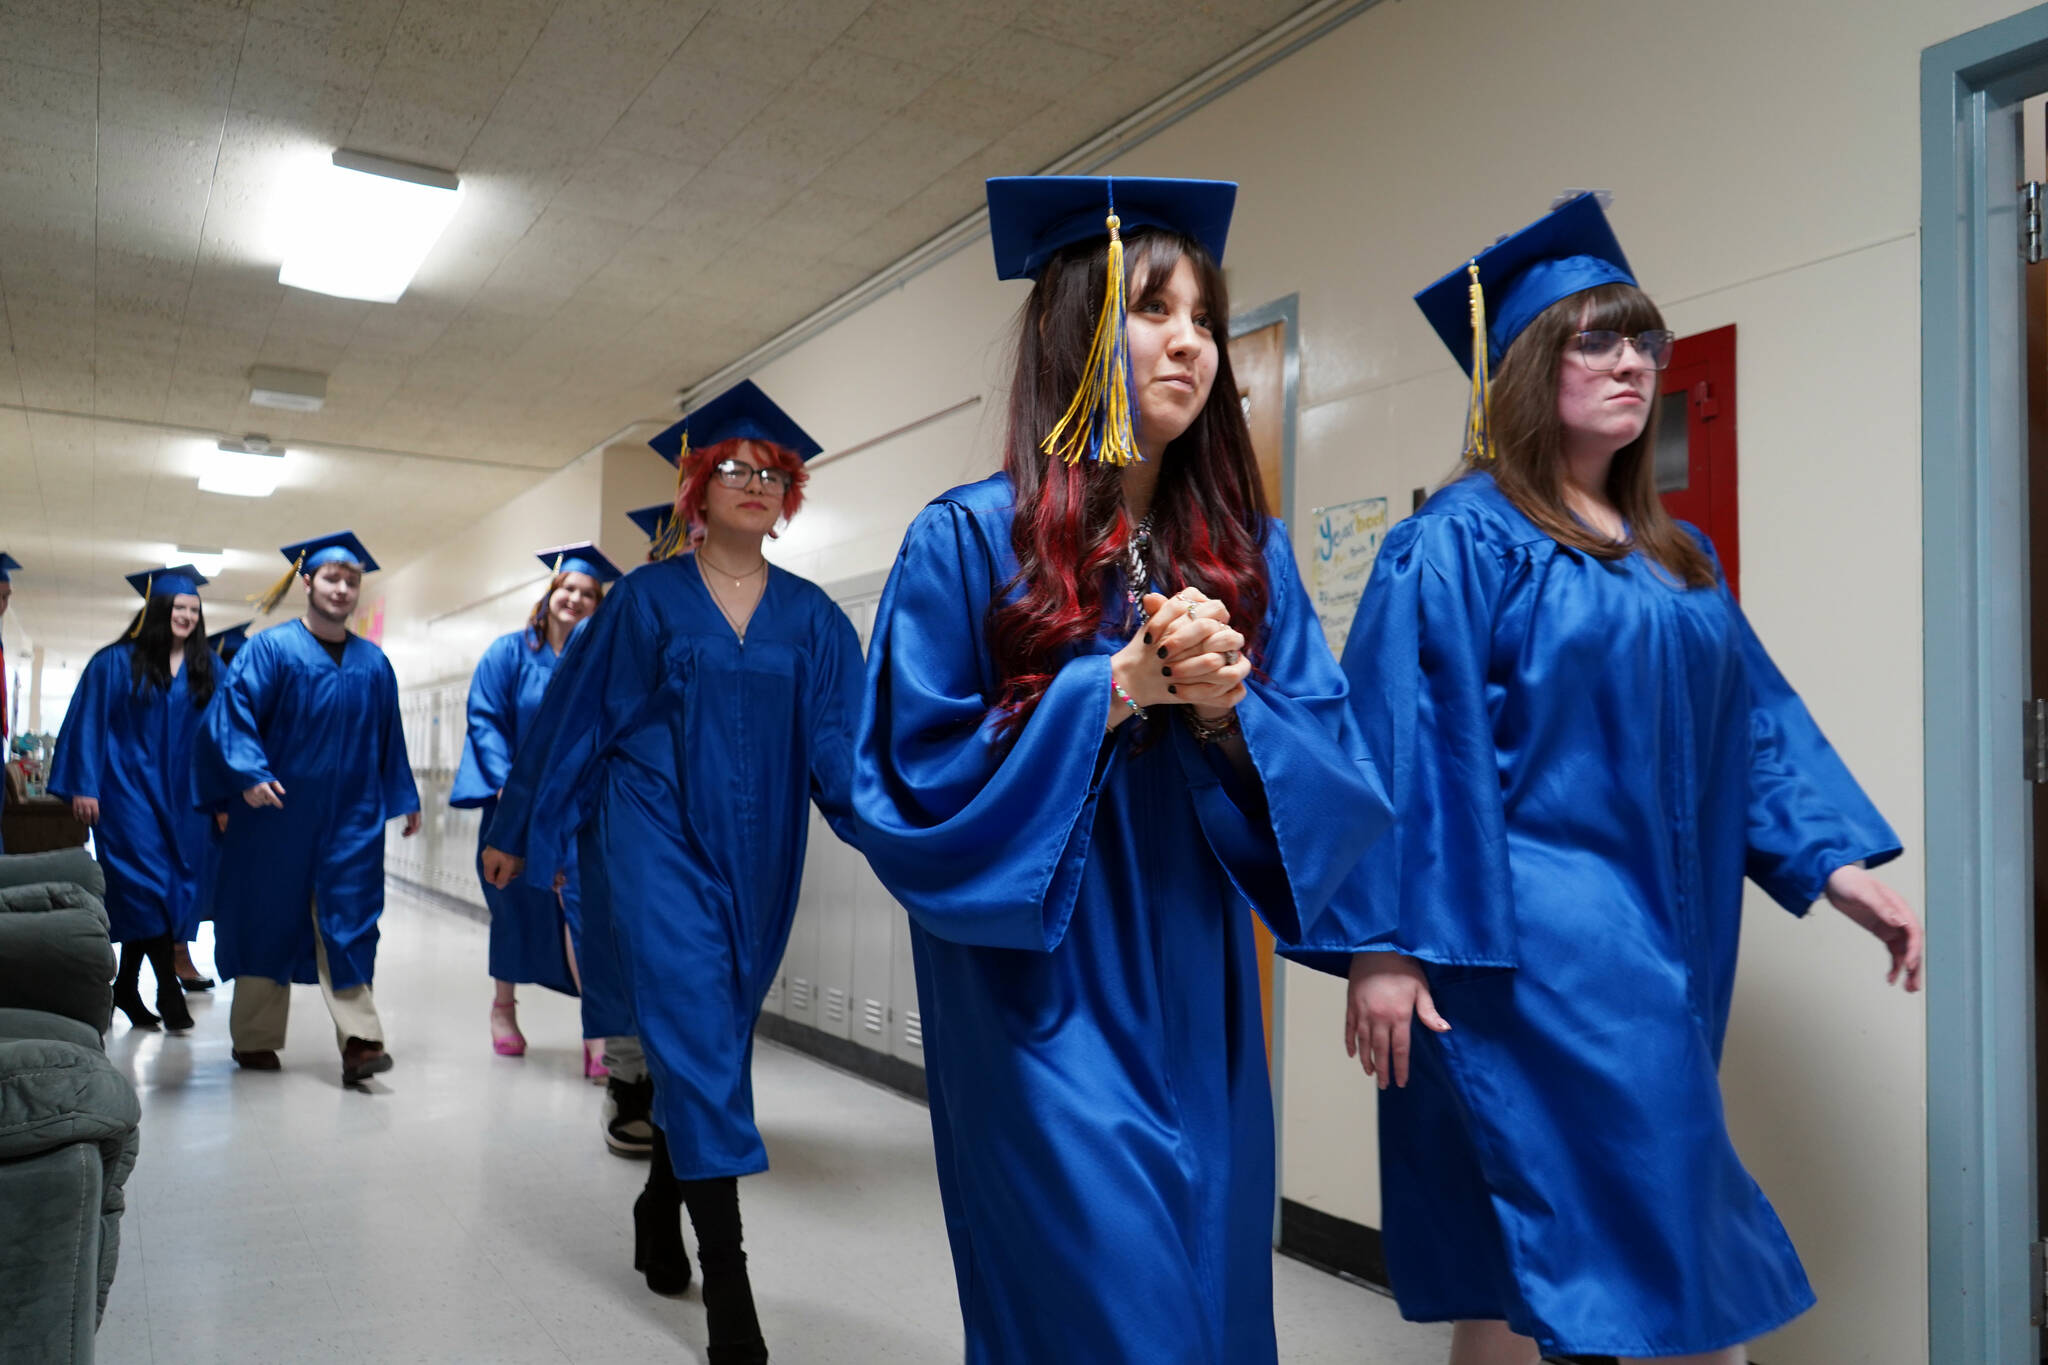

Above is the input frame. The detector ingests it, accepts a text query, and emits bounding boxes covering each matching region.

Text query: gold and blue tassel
[1041,197,1139,467]
[128,574,152,637]
[250,550,307,614]
[654,430,690,560]
[1463,260,1494,462]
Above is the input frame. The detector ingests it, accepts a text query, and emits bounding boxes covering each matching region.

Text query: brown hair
[526,570,607,650]
[1473,282,1715,588]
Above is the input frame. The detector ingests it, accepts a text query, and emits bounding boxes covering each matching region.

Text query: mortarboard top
[0,553,18,581]
[648,379,823,467]
[537,543,624,585]
[209,622,251,658]
[279,530,379,574]
[625,503,675,542]
[127,564,210,599]
[986,175,1237,281]
[1414,191,1637,377]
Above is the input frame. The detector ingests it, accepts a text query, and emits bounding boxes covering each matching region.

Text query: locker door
[780,807,825,1028]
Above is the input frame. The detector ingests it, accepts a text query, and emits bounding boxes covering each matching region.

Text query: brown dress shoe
[341,1037,393,1087]
[231,1049,281,1070]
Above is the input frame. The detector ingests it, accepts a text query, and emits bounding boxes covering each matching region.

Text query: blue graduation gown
[192,622,420,991]
[853,474,1393,1365]
[490,556,863,1177]
[1337,473,1901,1357]
[47,644,213,943]
[451,630,579,998]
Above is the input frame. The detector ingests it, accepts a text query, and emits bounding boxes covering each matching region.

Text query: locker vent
[862,999,885,1034]
[825,987,847,1024]
[789,978,812,1011]
[904,1010,923,1049]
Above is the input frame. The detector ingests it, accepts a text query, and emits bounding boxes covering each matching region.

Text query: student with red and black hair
[853,176,1394,1364]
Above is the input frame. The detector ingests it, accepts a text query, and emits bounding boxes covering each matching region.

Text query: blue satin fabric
[48,644,213,942]
[1337,473,1901,1356]
[451,631,579,998]
[853,474,1393,1365]
[192,622,420,991]
[490,557,863,1178]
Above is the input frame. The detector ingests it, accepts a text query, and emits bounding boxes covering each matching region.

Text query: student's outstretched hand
[1823,864,1924,992]
[481,847,525,889]
[1345,950,1450,1090]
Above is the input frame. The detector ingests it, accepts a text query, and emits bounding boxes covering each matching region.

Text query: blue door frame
[1924,10,2048,1363]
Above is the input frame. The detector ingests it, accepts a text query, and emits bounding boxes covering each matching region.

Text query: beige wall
[717,1,2033,1359]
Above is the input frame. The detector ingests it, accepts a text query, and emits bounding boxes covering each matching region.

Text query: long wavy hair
[118,595,214,705]
[989,228,1271,734]
[1469,282,1715,588]
[674,436,810,547]
[525,571,608,650]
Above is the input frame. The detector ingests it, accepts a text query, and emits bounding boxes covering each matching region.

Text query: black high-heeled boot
[681,1175,767,1365]
[635,1127,692,1296]
[113,942,160,1030]
[144,936,193,1032]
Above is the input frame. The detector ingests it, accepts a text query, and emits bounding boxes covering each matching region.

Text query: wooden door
[1230,318,1287,1065]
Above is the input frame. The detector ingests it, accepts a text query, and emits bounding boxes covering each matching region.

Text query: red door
[1654,324,1739,596]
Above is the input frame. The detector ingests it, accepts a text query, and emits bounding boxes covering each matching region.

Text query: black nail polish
[1143,633,1152,645]
[1166,684,1177,695]
[1161,666,1172,676]
[1156,646,1167,658]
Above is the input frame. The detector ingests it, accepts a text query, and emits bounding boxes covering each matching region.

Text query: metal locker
[848,854,897,1056]
[779,806,826,1029]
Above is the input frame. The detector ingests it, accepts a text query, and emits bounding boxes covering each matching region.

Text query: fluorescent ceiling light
[278,149,461,304]
[172,546,227,578]
[199,439,285,498]
[248,364,327,412]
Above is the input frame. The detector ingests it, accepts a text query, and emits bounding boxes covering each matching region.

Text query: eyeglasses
[712,458,793,493]
[1572,329,1676,372]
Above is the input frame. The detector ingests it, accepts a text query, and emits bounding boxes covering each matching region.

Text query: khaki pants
[229,901,383,1054]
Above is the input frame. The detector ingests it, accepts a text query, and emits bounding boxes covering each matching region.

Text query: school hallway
[92,881,1451,1365]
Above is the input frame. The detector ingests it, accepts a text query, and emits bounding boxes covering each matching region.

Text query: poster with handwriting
[1310,496,1390,655]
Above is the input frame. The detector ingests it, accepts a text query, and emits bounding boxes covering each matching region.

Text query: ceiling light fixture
[171,546,227,578]
[278,149,462,304]
[248,364,328,412]
[199,436,285,498]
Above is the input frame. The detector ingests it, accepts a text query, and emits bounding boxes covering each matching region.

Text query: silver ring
[1223,649,1239,667]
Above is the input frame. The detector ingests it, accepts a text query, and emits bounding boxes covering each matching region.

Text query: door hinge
[2025,181,2044,263]
[2027,701,2048,782]
[2032,1238,2046,1326]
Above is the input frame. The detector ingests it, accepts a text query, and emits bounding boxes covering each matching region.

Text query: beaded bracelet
[1112,676,1147,722]
[1183,708,1240,745]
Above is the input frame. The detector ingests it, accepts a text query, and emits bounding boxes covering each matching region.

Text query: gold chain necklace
[694,547,766,589]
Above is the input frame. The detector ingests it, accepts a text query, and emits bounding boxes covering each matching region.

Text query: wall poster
[1309,495,1390,656]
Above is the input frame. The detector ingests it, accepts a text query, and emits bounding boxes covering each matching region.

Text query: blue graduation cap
[625,503,674,542]
[127,564,210,599]
[537,543,623,585]
[0,553,19,582]
[647,379,823,467]
[209,622,252,660]
[626,502,689,563]
[279,530,379,574]
[1413,192,1638,461]
[986,175,1236,282]
[985,175,1237,467]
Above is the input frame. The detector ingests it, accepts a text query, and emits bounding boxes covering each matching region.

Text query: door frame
[1233,291,1302,1243]
[1923,10,2048,1363]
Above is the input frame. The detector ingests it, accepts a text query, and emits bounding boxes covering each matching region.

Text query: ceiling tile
[804,114,986,204]
[97,34,237,141]
[897,76,1047,144]
[1008,0,1187,58]
[383,0,556,86]
[0,0,101,76]
[702,89,890,184]
[249,0,405,34]
[801,43,948,115]
[548,146,703,226]
[954,26,1112,100]
[615,66,783,165]
[0,56,97,152]
[663,10,828,90]
[511,0,706,93]
[837,0,1023,69]
[100,0,255,55]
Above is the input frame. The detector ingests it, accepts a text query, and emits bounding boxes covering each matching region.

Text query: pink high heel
[490,1002,526,1057]
[583,1039,609,1083]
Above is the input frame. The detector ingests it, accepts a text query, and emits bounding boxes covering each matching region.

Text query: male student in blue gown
[194,532,421,1088]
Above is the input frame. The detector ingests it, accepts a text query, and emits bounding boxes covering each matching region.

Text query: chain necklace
[695,546,767,590]
[1122,512,1154,604]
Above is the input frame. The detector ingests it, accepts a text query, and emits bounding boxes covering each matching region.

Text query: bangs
[1573,282,1665,336]
[1125,229,1227,333]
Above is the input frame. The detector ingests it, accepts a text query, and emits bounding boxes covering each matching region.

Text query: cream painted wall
[710,2,2029,1359]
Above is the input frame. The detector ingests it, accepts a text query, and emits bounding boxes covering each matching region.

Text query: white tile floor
[96,883,1453,1364]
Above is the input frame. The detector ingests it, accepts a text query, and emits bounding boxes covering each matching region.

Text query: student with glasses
[1335,194,1923,1365]
[483,380,862,1365]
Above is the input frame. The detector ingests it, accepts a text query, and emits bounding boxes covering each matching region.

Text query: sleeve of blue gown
[47,648,117,801]
[1327,514,1519,971]
[451,636,518,809]
[806,600,866,850]
[1170,528,1393,952]
[491,587,662,887]
[192,642,277,810]
[376,658,420,818]
[1729,586,1903,913]
[853,500,1126,952]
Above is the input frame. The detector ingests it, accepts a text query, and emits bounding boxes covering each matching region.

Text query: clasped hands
[1107,587,1251,730]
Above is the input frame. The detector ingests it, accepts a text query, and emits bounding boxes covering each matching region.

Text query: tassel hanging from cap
[128,574,152,638]
[249,550,307,615]
[652,432,690,561]
[1041,203,1139,468]
[1462,260,1494,463]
